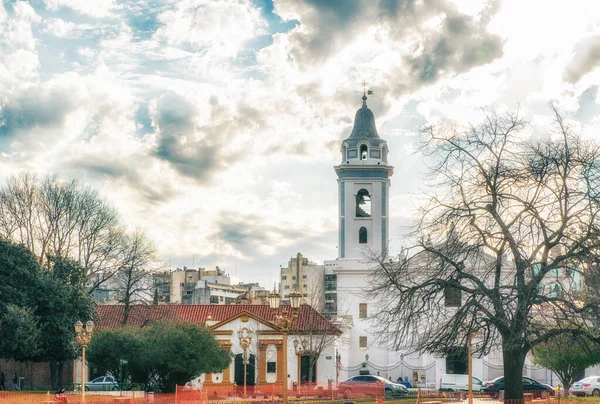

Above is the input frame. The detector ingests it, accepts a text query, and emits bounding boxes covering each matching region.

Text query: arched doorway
[234,353,256,387]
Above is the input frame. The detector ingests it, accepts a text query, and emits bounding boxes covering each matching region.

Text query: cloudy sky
[1,0,599,288]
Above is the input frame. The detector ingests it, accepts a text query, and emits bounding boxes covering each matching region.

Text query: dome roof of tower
[348,95,380,139]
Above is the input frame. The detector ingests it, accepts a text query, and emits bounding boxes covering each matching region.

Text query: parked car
[482,376,554,398]
[339,375,408,398]
[396,378,413,388]
[439,374,484,392]
[85,376,119,391]
[570,376,600,397]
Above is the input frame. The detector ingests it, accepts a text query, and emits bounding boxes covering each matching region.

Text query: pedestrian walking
[0,371,5,390]
[10,373,19,391]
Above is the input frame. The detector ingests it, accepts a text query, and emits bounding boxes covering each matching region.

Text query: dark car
[397,379,413,388]
[482,376,554,398]
[339,375,408,398]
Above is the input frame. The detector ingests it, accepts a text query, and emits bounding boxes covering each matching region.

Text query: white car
[439,374,484,392]
[85,376,119,391]
[570,376,600,397]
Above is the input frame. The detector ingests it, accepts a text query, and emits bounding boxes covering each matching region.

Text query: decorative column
[258,341,268,385]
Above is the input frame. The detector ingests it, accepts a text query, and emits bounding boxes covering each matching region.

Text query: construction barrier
[0,387,591,404]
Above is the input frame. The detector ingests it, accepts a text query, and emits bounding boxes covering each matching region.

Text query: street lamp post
[335,351,341,388]
[238,327,254,398]
[465,332,477,404]
[268,289,302,404]
[74,320,95,404]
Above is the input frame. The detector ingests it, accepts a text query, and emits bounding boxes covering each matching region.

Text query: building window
[303,275,307,279]
[267,362,277,373]
[444,285,461,307]
[356,189,371,217]
[359,336,367,348]
[303,284,307,288]
[220,296,224,302]
[359,227,368,243]
[180,282,184,287]
[359,303,367,318]
[282,275,287,280]
[186,291,192,295]
[292,276,296,280]
[360,144,368,160]
[284,285,290,289]
[210,296,219,304]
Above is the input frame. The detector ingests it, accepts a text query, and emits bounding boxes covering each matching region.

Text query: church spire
[348,91,379,139]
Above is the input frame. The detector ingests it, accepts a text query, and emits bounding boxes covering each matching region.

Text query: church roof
[95,304,340,333]
[348,94,380,140]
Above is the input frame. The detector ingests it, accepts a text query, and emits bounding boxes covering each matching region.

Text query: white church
[325,93,583,388]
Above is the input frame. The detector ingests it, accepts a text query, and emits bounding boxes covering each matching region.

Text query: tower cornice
[334,165,394,179]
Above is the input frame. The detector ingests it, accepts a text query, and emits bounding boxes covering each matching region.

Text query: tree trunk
[26,361,33,390]
[49,360,58,390]
[49,360,65,390]
[57,361,64,389]
[122,300,130,325]
[556,368,580,392]
[502,344,527,400]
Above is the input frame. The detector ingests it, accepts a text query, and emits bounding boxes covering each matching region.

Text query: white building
[153,267,266,305]
[329,93,585,387]
[329,92,411,383]
[95,304,340,390]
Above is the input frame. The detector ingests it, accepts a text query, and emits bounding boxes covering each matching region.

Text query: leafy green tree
[35,256,97,388]
[532,335,600,392]
[0,240,96,389]
[87,326,143,382]
[0,240,44,360]
[88,322,231,392]
[0,305,40,361]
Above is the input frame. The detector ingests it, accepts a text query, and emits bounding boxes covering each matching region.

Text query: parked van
[439,374,484,392]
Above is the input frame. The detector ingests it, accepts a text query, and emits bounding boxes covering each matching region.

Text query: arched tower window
[356,189,371,217]
[360,144,368,160]
[359,227,368,244]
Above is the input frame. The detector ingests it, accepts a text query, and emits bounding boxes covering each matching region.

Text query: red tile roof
[95,304,340,333]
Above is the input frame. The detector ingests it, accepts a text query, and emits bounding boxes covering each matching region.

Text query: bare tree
[368,106,600,399]
[114,229,162,325]
[0,174,123,293]
[292,281,338,387]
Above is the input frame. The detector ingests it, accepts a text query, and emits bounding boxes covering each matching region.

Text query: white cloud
[1,0,600,285]
[44,0,118,18]
[155,0,266,58]
[44,18,77,37]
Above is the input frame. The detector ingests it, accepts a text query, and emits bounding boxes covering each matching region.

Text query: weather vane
[358,79,374,96]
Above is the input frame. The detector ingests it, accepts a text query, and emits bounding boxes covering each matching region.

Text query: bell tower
[334,93,393,260]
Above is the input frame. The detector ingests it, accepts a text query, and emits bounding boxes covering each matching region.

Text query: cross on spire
[358,79,374,107]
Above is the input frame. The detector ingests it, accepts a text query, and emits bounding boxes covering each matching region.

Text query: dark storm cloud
[152,92,268,182]
[152,92,224,182]
[211,211,306,256]
[73,160,176,204]
[278,0,503,95]
[406,12,503,87]
[0,84,77,143]
[563,36,600,84]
